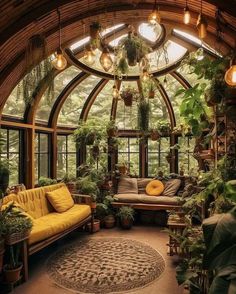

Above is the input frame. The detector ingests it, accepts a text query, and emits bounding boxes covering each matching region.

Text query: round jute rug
[46,237,165,294]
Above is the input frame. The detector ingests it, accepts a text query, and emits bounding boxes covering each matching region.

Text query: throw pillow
[163,179,181,196]
[46,186,74,213]
[137,178,152,194]
[146,180,164,196]
[117,176,138,194]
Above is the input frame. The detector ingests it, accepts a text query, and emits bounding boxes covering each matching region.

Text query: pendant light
[100,46,113,72]
[225,57,236,87]
[183,0,191,24]
[141,68,150,82]
[51,9,67,70]
[83,44,96,65]
[148,0,161,25]
[112,85,120,99]
[196,0,208,39]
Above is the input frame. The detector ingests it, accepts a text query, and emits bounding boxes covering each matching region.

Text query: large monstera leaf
[202,208,236,294]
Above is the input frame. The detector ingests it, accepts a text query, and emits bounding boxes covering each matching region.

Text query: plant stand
[167,215,187,256]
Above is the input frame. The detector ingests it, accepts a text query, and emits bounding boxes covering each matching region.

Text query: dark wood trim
[49,72,89,128]
[112,202,181,211]
[65,48,188,81]
[1,1,235,49]
[80,79,108,121]
[171,71,192,89]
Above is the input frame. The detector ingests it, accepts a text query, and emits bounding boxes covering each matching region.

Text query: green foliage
[202,208,236,293]
[96,195,116,219]
[0,160,10,195]
[76,176,99,201]
[117,57,129,75]
[137,99,150,131]
[2,214,33,236]
[38,177,57,187]
[117,206,135,221]
[118,32,152,66]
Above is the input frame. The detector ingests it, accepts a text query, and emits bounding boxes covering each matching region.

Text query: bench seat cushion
[29,204,91,245]
[114,194,181,205]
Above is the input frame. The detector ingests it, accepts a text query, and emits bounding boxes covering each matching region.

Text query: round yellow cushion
[146,180,164,196]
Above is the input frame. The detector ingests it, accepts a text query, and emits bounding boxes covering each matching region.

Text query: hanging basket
[5,230,31,245]
[121,93,133,107]
[150,130,160,141]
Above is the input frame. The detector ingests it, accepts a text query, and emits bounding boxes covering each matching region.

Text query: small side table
[167,215,187,256]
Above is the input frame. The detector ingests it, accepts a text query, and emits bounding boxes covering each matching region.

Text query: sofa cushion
[146,180,164,196]
[16,183,66,219]
[117,177,138,194]
[163,179,181,196]
[46,186,74,213]
[114,194,142,203]
[140,194,181,205]
[29,204,91,245]
[137,178,152,194]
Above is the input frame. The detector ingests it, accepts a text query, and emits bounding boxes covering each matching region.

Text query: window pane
[40,134,48,153]
[57,153,67,179]
[39,154,49,178]
[129,153,139,176]
[9,154,19,185]
[68,135,76,152]
[68,154,76,176]
[9,130,19,153]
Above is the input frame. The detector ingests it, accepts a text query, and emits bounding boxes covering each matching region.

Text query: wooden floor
[14,225,184,294]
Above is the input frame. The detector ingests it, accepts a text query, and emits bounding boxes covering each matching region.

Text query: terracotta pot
[87,219,100,233]
[107,128,118,137]
[90,202,97,209]
[149,90,155,99]
[3,263,23,283]
[104,215,116,228]
[121,93,133,107]
[150,130,160,141]
[120,218,133,229]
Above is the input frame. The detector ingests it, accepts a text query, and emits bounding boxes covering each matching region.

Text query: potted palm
[117,206,135,229]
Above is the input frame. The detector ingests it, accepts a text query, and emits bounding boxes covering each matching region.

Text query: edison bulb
[197,14,208,39]
[51,51,67,70]
[148,10,161,25]
[141,69,150,82]
[225,64,236,87]
[99,47,113,72]
[83,47,95,65]
[112,85,119,99]
[183,7,191,24]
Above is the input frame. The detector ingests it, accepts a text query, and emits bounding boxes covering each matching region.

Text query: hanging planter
[91,145,100,160]
[150,129,160,141]
[120,87,139,107]
[89,22,101,49]
[137,100,150,131]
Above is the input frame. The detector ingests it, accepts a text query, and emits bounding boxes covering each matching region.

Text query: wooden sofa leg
[22,240,29,282]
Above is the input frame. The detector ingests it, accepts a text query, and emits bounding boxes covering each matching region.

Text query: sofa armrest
[72,193,92,205]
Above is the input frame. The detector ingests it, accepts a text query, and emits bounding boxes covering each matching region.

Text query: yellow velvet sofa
[3,183,92,281]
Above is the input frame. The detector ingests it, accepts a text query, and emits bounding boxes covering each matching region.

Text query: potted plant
[117,56,129,75]
[117,206,135,229]
[76,175,98,209]
[150,128,160,141]
[89,22,101,49]
[148,82,155,99]
[2,205,33,283]
[137,99,150,131]
[158,121,171,136]
[106,120,118,137]
[62,173,76,193]
[102,196,116,229]
[37,177,57,187]
[0,160,10,196]
[120,86,139,107]
[118,32,152,66]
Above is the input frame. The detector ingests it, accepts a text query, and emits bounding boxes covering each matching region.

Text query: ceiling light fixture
[83,44,96,65]
[148,0,161,25]
[99,46,113,72]
[51,9,67,70]
[225,57,236,87]
[196,0,208,39]
[183,0,191,24]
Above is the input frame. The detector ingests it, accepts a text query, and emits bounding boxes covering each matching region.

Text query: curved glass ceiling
[57,75,101,126]
[36,66,81,122]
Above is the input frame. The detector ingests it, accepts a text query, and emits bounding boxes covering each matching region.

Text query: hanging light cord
[185,0,187,7]
[200,0,202,14]
[57,9,62,50]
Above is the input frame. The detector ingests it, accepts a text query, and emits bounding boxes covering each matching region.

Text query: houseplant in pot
[37,177,57,187]
[106,120,118,137]
[62,173,76,193]
[103,195,116,229]
[2,205,33,282]
[76,175,98,209]
[120,86,139,107]
[117,206,135,229]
